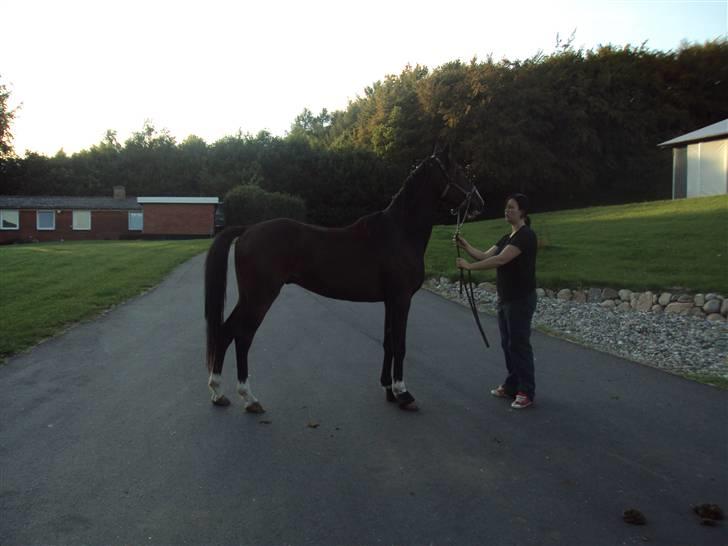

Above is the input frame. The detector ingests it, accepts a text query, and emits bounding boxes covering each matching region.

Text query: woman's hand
[453,234,469,250]
[456,257,471,270]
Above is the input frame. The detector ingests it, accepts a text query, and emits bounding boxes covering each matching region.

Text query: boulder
[707,313,726,322]
[600,300,616,309]
[573,291,587,303]
[617,302,631,312]
[703,299,722,314]
[705,293,721,301]
[618,289,633,302]
[665,302,694,314]
[557,289,573,301]
[587,288,602,303]
[651,304,663,313]
[634,292,654,312]
[694,293,705,307]
[658,293,672,306]
[536,288,546,297]
[721,299,728,317]
[677,294,693,303]
[602,287,619,300]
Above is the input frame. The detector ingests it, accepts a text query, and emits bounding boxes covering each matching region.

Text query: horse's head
[427,144,484,221]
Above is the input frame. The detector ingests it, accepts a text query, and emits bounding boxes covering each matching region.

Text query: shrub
[223,184,307,225]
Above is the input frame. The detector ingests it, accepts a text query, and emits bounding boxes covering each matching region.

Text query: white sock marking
[237,380,259,407]
[208,373,225,402]
[392,380,407,395]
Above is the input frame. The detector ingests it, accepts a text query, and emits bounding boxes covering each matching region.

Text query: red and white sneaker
[511,392,533,409]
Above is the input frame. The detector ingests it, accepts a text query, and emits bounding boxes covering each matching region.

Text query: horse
[204,145,484,413]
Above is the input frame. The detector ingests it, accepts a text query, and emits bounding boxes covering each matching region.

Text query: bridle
[428,154,490,349]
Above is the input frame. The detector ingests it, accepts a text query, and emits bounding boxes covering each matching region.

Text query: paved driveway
[1,254,726,545]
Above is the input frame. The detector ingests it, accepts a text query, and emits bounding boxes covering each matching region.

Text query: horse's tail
[205,225,248,372]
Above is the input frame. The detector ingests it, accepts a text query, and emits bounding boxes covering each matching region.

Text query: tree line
[1,40,726,225]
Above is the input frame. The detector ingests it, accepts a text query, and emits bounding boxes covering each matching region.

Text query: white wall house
[658,119,728,199]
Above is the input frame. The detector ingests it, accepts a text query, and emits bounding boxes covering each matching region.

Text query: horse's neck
[386,175,438,252]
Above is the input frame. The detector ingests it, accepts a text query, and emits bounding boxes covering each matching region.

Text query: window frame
[72,210,92,231]
[128,211,143,231]
[0,209,20,230]
[36,210,56,231]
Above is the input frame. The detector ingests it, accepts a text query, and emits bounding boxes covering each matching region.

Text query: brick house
[0,186,219,244]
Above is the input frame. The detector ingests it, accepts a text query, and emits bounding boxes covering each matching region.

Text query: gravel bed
[426,279,728,380]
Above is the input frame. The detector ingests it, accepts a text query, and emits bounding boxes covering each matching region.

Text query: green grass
[0,239,211,360]
[426,195,728,294]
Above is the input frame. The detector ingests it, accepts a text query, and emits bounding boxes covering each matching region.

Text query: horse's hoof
[245,401,266,414]
[399,401,419,412]
[395,391,418,411]
[385,388,397,403]
[212,395,231,407]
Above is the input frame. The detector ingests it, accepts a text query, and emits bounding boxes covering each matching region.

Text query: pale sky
[2,0,726,156]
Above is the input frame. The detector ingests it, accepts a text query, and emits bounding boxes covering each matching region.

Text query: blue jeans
[496,292,537,400]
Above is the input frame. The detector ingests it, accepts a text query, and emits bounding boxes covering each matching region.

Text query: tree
[0,75,20,159]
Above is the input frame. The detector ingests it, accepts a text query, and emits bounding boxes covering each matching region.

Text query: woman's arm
[455,235,498,261]
[456,244,522,271]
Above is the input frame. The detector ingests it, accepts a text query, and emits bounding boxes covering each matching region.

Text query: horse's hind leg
[208,308,238,406]
[233,289,280,414]
[380,303,396,403]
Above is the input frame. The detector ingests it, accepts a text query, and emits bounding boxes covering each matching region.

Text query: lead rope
[454,199,490,349]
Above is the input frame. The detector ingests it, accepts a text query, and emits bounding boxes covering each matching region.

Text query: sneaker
[490,385,515,399]
[511,392,533,409]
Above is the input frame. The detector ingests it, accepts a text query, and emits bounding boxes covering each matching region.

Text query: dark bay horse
[204,146,484,413]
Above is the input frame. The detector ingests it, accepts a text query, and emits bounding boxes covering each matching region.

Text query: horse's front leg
[387,296,418,411]
[381,302,396,403]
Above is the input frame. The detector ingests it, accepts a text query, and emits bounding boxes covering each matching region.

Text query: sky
[2,0,727,156]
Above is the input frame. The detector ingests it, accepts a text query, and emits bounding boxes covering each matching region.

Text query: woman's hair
[506,193,531,226]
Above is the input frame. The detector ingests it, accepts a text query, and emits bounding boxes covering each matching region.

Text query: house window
[72,210,91,230]
[37,210,55,230]
[0,209,19,230]
[128,211,143,231]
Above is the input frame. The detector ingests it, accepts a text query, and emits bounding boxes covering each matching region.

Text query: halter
[429,155,491,349]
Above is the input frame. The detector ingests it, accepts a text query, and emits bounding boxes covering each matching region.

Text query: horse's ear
[432,141,450,159]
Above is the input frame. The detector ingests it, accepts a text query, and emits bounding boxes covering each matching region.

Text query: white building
[658,119,728,199]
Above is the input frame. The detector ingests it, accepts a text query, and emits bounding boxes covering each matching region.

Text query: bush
[223,184,307,225]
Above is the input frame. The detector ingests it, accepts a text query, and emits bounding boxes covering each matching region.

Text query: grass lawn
[0,239,211,360]
[426,194,728,294]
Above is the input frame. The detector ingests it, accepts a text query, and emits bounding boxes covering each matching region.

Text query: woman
[455,193,538,409]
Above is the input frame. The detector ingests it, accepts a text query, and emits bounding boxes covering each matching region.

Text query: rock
[703,299,721,314]
[665,302,694,314]
[602,287,619,300]
[536,288,546,297]
[601,300,616,309]
[693,503,724,521]
[722,299,728,317]
[478,282,496,292]
[634,292,654,312]
[677,294,693,303]
[707,313,725,322]
[705,293,720,301]
[573,291,587,303]
[588,287,602,303]
[618,289,633,302]
[651,304,663,313]
[617,302,631,312]
[658,292,672,306]
[694,293,705,307]
[557,289,572,301]
[623,509,647,525]
[689,308,705,317]
[438,276,449,287]
[545,289,555,298]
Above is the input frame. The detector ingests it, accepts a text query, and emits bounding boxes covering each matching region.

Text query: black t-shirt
[495,225,537,301]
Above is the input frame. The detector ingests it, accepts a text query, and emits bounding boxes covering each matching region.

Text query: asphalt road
[1,254,726,546]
